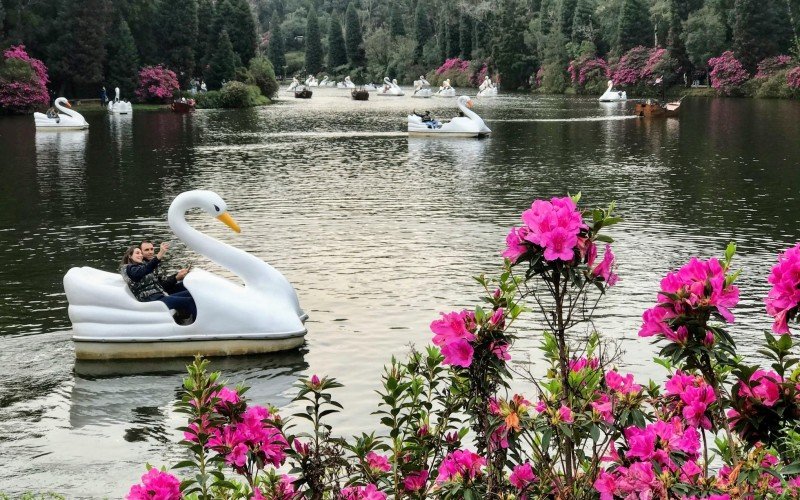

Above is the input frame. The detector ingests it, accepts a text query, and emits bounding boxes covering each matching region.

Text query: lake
[0,88,799,497]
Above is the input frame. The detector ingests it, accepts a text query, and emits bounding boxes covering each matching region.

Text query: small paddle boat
[107,87,133,114]
[305,75,319,87]
[294,85,313,99]
[286,77,300,92]
[634,99,681,117]
[599,80,627,102]
[170,99,195,113]
[337,76,356,89]
[412,76,432,98]
[476,76,498,97]
[363,83,378,91]
[351,88,369,100]
[434,79,456,97]
[34,97,89,130]
[376,77,404,96]
[407,95,491,138]
[63,190,308,359]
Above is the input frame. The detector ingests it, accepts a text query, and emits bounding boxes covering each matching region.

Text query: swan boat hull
[73,335,307,360]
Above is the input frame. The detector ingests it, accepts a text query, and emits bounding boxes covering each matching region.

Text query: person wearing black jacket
[121,243,196,320]
[140,240,188,294]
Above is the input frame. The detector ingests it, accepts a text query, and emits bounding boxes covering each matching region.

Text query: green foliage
[326,15,348,70]
[267,11,286,77]
[413,1,431,63]
[755,68,795,98]
[493,0,534,89]
[196,0,216,75]
[194,89,221,108]
[213,0,257,68]
[345,2,365,67]
[247,55,279,98]
[0,58,34,82]
[206,30,237,89]
[459,14,474,59]
[106,18,140,98]
[389,3,405,38]
[571,0,597,45]
[447,16,460,58]
[682,5,726,70]
[616,0,653,53]
[217,81,266,108]
[305,5,323,74]
[159,0,198,86]
[733,0,793,72]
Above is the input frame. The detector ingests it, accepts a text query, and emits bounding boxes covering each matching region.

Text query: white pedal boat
[34,97,89,130]
[407,95,491,138]
[599,80,627,102]
[63,190,308,359]
[376,77,404,96]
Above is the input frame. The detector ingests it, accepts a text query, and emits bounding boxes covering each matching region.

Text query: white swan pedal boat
[477,76,498,97]
[407,95,491,138]
[599,80,627,102]
[107,87,132,114]
[412,76,432,98]
[63,190,308,359]
[376,77,404,96]
[286,77,301,92]
[337,76,356,88]
[34,97,89,130]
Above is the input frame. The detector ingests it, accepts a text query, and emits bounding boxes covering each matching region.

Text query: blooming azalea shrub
[756,56,794,79]
[135,65,180,103]
[708,51,749,96]
[133,195,800,499]
[611,46,652,86]
[0,45,50,114]
[611,46,678,94]
[427,58,488,88]
[787,67,800,98]
[568,56,610,94]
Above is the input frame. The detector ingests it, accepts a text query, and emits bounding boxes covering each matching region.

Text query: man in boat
[140,240,189,294]
[45,106,59,121]
[413,110,440,128]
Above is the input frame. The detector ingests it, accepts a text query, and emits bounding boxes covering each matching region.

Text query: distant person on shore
[121,243,196,321]
[140,240,189,294]
[200,81,207,92]
[100,86,108,107]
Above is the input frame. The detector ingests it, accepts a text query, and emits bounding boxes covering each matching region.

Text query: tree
[616,0,653,53]
[345,2,365,67]
[437,15,448,60]
[492,0,532,89]
[305,5,323,74]
[559,0,578,39]
[0,1,5,36]
[327,14,348,69]
[248,55,279,98]
[447,16,460,58]
[213,0,257,67]
[158,0,198,86]
[389,3,405,37]
[459,13,473,59]
[196,0,215,76]
[207,29,236,88]
[106,18,140,98]
[683,5,726,71]
[732,0,792,72]
[665,0,689,76]
[267,11,286,76]
[413,1,430,63]
[571,0,596,45]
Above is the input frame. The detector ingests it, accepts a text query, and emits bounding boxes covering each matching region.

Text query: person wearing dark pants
[120,243,197,321]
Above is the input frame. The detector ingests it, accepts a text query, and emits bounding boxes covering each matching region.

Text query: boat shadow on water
[69,349,308,435]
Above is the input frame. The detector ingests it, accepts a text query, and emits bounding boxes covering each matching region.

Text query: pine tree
[492,0,532,88]
[666,0,689,75]
[447,16,460,58]
[459,13,473,58]
[559,0,578,39]
[345,2,365,67]
[305,5,323,74]
[50,0,112,95]
[213,0,257,67]
[571,0,595,44]
[158,0,198,86]
[196,0,215,76]
[733,0,792,71]
[616,0,653,53]
[207,29,236,88]
[106,18,140,98]
[327,15,348,69]
[438,16,448,60]
[413,1,430,63]
[389,4,405,37]
[268,11,286,76]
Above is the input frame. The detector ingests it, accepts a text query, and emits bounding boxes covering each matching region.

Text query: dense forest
[0,0,799,97]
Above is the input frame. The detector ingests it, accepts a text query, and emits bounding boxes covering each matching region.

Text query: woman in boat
[120,243,196,321]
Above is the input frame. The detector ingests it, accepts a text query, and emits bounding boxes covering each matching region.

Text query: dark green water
[0,89,799,496]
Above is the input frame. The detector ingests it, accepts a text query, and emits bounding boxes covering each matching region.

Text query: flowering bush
[756,55,794,79]
[133,195,800,499]
[788,66,800,90]
[135,65,180,103]
[0,45,50,114]
[708,51,749,96]
[611,46,652,86]
[568,56,610,94]
[611,46,678,91]
[428,58,489,88]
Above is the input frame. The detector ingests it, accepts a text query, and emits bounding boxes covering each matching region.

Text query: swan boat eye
[213,204,220,212]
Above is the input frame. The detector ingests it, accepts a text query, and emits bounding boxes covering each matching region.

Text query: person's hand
[176,268,189,280]
[157,242,170,259]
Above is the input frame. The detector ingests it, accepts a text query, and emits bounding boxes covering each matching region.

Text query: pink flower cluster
[591,370,642,423]
[254,475,297,500]
[594,417,701,499]
[665,371,717,429]
[402,469,428,492]
[430,309,478,367]
[0,45,50,114]
[339,484,386,499]
[436,449,486,483]
[755,55,794,78]
[639,257,739,343]
[509,462,537,492]
[126,468,181,500]
[365,451,391,473]
[765,244,800,333]
[435,58,470,75]
[788,66,800,90]
[205,405,287,469]
[504,196,587,262]
[611,46,652,86]
[568,57,610,86]
[738,369,783,408]
[708,51,749,96]
[135,65,179,103]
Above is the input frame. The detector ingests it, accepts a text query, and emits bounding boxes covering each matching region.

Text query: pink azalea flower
[436,449,486,483]
[490,341,511,361]
[739,369,783,407]
[765,244,800,334]
[403,470,429,492]
[557,404,573,423]
[430,310,476,346]
[542,227,578,261]
[339,484,386,500]
[365,451,391,473]
[126,468,181,500]
[592,244,619,285]
[509,462,536,489]
[440,338,474,367]
[502,226,530,263]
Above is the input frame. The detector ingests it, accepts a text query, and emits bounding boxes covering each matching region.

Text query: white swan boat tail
[599,80,627,102]
[34,97,89,130]
[64,190,308,359]
[407,95,491,138]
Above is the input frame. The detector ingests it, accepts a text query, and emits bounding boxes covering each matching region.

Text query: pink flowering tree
[708,51,749,96]
[0,45,50,114]
[756,55,794,79]
[788,66,800,93]
[611,46,679,94]
[135,65,180,103]
[568,56,610,94]
[428,58,488,88]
